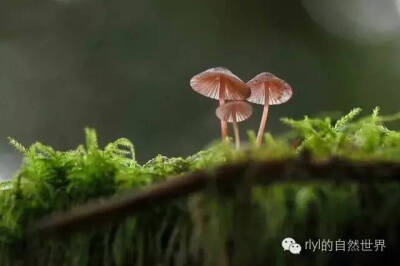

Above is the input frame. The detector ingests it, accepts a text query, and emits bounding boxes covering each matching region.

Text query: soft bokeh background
[2,0,400,179]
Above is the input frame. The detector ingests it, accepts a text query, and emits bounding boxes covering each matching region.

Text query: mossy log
[31,155,400,236]
[3,109,400,265]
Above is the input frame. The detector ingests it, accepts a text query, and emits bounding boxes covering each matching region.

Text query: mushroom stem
[233,120,240,149]
[219,80,229,140]
[256,88,270,146]
[219,98,229,140]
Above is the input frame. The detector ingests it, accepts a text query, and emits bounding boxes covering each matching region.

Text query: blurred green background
[2,0,400,179]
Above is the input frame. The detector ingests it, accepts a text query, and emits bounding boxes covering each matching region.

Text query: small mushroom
[247,72,293,145]
[190,67,250,140]
[216,101,253,149]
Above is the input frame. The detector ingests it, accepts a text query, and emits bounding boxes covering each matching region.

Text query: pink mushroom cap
[190,67,250,101]
[216,101,253,123]
[247,72,293,105]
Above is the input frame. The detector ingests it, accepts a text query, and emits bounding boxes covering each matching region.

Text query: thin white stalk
[233,120,240,149]
[219,78,228,140]
[256,85,270,145]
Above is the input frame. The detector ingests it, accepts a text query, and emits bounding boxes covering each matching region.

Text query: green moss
[282,107,400,160]
[1,107,400,265]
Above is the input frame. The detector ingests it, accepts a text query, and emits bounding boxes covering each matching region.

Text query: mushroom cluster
[190,67,292,148]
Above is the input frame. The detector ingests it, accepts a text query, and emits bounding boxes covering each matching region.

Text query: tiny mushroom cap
[247,72,292,105]
[190,67,250,101]
[247,72,293,146]
[216,101,253,123]
[216,101,252,149]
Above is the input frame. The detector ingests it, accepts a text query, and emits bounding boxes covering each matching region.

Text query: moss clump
[1,108,400,265]
[282,107,400,160]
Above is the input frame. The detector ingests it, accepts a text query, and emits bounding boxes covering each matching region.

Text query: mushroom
[247,72,293,145]
[190,67,250,140]
[216,101,253,149]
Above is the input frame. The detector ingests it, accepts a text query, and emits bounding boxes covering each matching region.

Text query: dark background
[2,0,400,179]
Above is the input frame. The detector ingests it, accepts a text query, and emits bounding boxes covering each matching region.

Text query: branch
[28,156,400,236]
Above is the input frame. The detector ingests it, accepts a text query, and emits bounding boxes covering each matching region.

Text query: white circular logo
[282,237,296,251]
[282,237,301,254]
